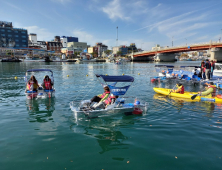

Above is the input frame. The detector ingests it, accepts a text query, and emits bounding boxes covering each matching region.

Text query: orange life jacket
[104,95,116,105]
[208,85,216,97]
[44,78,52,90]
[100,91,110,98]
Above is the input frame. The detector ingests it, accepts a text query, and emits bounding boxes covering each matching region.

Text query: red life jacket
[180,86,184,94]
[99,91,110,98]
[104,95,116,105]
[208,85,216,97]
[44,78,52,90]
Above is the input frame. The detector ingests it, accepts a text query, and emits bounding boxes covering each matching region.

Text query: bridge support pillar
[211,48,222,62]
[154,53,175,62]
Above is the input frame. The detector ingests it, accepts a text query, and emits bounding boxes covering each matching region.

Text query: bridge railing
[134,41,222,55]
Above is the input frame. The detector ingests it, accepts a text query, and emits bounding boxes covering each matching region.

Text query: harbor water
[0,61,222,170]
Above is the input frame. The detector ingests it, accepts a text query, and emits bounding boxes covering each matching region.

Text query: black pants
[91,96,101,103]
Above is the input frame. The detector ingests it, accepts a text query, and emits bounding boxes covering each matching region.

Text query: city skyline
[0,0,222,50]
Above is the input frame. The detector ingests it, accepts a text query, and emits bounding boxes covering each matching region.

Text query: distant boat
[1,58,22,62]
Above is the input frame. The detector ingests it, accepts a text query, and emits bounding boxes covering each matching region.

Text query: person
[210,60,215,78]
[90,86,110,105]
[200,60,205,79]
[198,82,216,98]
[92,94,118,109]
[26,75,39,91]
[172,83,184,94]
[42,75,53,90]
[205,59,211,80]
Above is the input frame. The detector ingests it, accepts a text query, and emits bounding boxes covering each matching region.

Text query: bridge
[132,41,222,62]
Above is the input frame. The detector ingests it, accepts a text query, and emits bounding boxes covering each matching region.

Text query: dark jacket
[205,62,211,69]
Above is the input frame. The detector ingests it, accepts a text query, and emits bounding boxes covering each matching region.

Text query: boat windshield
[215,63,222,70]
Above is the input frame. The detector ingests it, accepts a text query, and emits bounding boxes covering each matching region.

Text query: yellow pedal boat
[153,87,222,103]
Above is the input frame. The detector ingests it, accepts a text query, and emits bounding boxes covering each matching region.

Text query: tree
[117,51,122,56]
[91,52,98,58]
[104,50,112,55]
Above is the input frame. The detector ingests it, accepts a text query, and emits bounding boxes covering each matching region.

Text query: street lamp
[185,38,187,46]
[172,36,174,47]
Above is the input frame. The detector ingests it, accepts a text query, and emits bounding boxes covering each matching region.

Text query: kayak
[153,87,222,103]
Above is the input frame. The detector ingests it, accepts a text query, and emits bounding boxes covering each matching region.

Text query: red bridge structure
[132,41,222,62]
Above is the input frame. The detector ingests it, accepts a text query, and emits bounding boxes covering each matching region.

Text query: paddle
[191,84,208,100]
[166,84,177,97]
[191,93,199,100]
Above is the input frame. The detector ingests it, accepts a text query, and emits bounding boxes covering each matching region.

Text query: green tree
[105,50,112,55]
[117,51,122,56]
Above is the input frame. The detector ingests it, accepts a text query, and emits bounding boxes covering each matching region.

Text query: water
[0,61,222,170]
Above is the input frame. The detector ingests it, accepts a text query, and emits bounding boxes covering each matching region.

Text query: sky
[0,0,222,50]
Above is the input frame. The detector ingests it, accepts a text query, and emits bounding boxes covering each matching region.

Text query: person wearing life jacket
[198,82,216,98]
[26,75,39,92]
[92,94,118,109]
[172,83,184,94]
[42,75,53,90]
[90,86,110,105]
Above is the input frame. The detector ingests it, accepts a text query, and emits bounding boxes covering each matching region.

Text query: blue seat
[27,90,37,93]
[44,89,54,92]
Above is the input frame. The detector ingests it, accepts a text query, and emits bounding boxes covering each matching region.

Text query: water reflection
[153,94,216,113]
[70,116,135,154]
[26,98,55,123]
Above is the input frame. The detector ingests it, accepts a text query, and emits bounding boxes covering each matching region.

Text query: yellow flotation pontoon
[153,87,222,103]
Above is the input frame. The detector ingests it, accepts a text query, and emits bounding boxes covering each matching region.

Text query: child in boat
[90,86,110,105]
[26,75,39,92]
[42,75,53,90]
[198,82,216,98]
[172,83,184,94]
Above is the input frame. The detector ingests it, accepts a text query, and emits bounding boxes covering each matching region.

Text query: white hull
[25,89,55,99]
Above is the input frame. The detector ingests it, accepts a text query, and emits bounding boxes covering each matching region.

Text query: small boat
[25,69,55,99]
[70,74,148,118]
[1,58,21,62]
[153,87,222,103]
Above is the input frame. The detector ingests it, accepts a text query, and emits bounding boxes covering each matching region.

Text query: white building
[28,33,47,50]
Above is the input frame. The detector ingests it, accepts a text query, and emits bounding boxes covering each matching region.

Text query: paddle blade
[191,94,198,100]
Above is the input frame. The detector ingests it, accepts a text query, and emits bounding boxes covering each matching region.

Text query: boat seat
[44,89,54,92]
[26,90,37,93]
[122,103,134,108]
[116,98,125,104]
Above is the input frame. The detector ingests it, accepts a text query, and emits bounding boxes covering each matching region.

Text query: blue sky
[0,0,222,50]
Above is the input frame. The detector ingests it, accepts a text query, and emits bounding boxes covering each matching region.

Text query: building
[113,43,138,56]
[95,43,108,57]
[0,21,28,48]
[28,33,47,50]
[67,42,87,52]
[61,47,74,57]
[88,46,98,58]
[151,44,164,51]
[60,36,78,48]
[46,41,63,54]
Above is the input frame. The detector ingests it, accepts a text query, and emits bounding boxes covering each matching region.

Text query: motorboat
[1,58,21,62]
[70,74,148,118]
[25,69,55,99]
